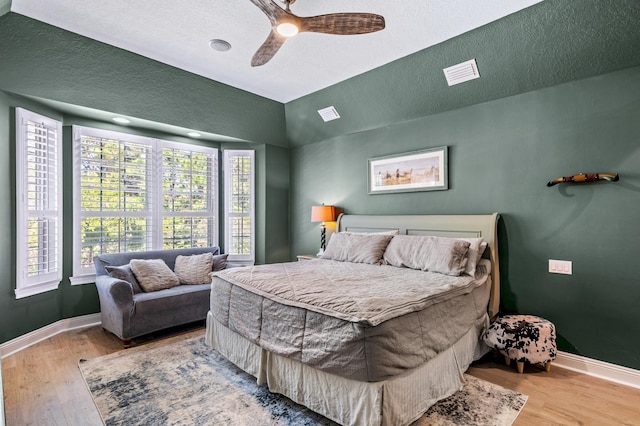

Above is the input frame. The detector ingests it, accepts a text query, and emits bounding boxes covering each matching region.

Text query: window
[161,143,217,250]
[15,108,63,298]
[72,126,218,282]
[224,150,255,264]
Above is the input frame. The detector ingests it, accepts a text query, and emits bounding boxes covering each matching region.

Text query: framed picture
[368,146,448,194]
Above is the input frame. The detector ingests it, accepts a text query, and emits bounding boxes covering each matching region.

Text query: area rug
[79,337,527,426]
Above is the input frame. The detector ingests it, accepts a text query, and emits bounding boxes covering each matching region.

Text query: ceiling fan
[249,0,386,66]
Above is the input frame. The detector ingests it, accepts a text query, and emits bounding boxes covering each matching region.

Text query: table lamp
[311,204,337,256]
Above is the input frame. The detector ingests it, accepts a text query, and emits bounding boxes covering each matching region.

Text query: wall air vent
[443,59,480,86]
[318,106,340,122]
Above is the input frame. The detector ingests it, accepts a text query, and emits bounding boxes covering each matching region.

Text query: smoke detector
[443,59,480,86]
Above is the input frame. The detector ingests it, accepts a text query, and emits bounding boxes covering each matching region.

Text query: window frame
[15,107,63,299]
[71,126,219,284]
[223,149,255,265]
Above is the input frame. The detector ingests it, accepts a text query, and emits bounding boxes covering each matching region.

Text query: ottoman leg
[516,361,524,374]
[545,362,552,373]
[503,355,511,366]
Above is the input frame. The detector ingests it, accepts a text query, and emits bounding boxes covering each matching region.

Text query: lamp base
[316,248,324,257]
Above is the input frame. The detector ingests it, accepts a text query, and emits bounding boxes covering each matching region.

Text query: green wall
[290,66,640,370]
[0,91,68,339]
[0,13,287,147]
[286,0,640,147]
[0,88,291,344]
[2,0,639,374]
[0,12,291,344]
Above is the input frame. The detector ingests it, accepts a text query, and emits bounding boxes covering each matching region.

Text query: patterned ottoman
[482,314,557,374]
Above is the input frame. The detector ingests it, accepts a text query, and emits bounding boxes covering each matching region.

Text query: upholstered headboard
[337,213,501,319]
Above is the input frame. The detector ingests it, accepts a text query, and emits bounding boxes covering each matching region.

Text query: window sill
[15,280,60,299]
[69,275,96,286]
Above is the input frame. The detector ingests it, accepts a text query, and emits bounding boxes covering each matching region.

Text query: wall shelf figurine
[547,172,619,187]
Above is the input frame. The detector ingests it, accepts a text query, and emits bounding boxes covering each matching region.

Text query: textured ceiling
[10,0,542,103]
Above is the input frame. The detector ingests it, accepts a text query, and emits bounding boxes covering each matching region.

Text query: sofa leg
[123,339,132,348]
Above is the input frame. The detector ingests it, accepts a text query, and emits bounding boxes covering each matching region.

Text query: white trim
[555,350,640,390]
[0,313,101,359]
[69,274,96,285]
[15,108,63,298]
[223,149,255,262]
[14,280,60,299]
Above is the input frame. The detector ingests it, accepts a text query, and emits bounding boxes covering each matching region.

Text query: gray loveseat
[94,246,221,346]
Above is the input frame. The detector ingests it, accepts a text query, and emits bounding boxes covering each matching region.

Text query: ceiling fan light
[276,22,299,37]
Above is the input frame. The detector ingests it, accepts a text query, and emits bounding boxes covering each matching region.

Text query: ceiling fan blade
[251,30,286,66]
[299,13,385,35]
[248,0,287,25]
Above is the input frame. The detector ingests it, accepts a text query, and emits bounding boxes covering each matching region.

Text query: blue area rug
[79,336,527,425]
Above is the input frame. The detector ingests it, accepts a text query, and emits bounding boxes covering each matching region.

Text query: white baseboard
[0,313,101,359]
[555,351,640,390]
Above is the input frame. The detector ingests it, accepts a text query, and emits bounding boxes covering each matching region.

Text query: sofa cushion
[132,284,211,314]
[175,252,214,285]
[130,259,180,292]
[104,264,144,294]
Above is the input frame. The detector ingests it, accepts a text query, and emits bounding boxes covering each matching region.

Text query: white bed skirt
[205,312,490,426]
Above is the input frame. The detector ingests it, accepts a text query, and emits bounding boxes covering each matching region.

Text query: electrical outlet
[549,259,572,275]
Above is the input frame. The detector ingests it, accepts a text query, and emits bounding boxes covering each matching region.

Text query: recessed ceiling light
[209,39,232,52]
[112,117,131,124]
[187,132,202,138]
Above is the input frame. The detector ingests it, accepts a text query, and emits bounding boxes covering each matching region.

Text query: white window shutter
[224,150,255,263]
[71,126,220,282]
[15,108,63,298]
[160,142,218,250]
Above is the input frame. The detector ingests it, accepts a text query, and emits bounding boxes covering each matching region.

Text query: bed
[205,213,500,426]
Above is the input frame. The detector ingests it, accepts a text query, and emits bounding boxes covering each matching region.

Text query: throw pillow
[104,264,144,294]
[174,252,214,285]
[213,253,229,271]
[321,232,394,265]
[383,235,471,276]
[130,259,180,292]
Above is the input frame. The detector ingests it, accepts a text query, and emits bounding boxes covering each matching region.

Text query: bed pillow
[321,232,394,264]
[104,264,144,294]
[347,230,400,236]
[212,253,229,271]
[130,258,180,292]
[383,235,471,276]
[174,252,214,285]
[457,238,486,277]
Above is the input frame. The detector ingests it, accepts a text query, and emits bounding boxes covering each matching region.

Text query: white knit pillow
[130,259,180,292]
[174,252,214,284]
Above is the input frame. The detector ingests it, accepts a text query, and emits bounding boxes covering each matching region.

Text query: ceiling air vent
[318,106,340,122]
[443,59,480,86]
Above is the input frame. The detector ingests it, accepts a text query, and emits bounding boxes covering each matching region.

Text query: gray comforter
[211,259,491,382]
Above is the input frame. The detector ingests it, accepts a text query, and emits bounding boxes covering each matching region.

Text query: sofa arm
[95,275,134,309]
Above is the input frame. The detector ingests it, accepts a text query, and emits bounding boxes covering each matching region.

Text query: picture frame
[368,146,448,194]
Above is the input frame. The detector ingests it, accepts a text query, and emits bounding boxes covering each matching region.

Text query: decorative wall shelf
[547,173,619,187]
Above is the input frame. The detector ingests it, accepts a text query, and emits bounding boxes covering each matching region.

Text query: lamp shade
[311,205,337,222]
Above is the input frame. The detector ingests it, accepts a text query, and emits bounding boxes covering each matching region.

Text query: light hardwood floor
[2,324,640,425]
